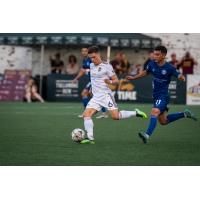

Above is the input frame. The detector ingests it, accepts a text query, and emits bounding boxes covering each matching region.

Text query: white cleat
[96,113,108,119]
[78,114,84,118]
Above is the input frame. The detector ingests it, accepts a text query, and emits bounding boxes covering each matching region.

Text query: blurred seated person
[25,77,44,103]
[110,52,130,75]
[143,50,154,70]
[121,53,131,75]
[50,53,64,74]
[129,64,142,75]
[110,52,123,75]
[65,54,79,75]
[169,53,180,69]
[179,51,197,74]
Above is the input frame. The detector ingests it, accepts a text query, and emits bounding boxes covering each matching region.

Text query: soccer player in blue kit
[73,47,108,118]
[126,46,197,144]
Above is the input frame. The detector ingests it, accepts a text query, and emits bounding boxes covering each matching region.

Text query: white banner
[0,45,32,74]
[187,75,200,105]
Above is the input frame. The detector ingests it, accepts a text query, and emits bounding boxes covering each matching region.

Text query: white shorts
[86,93,118,111]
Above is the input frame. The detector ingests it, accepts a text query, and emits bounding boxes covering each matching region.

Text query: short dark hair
[154,46,167,55]
[81,46,89,50]
[149,49,154,53]
[88,46,99,54]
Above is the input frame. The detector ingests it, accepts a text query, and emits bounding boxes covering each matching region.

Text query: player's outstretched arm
[126,70,148,81]
[72,69,86,83]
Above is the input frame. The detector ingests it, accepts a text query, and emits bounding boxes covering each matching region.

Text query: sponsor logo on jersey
[161,69,167,75]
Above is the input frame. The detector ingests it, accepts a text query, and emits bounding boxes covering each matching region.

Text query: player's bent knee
[110,113,120,120]
[151,108,160,116]
[83,114,91,118]
[158,117,168,125]
[160,121,168,125]
[83,109,94,118]
[83,112,91,118]
[112,116,119,120]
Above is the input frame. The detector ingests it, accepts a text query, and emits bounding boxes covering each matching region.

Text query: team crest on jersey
[161,69,167,75]
[98,67,102,72]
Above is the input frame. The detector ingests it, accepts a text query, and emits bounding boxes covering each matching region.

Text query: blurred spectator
[110,52,130,75]
[121,53,131,74]
[24,77,44,103]
[143,50,154,70]
[50,53,64,74]
[65,54,79,75]
[169,53,180,69]
[179,51,197,74]
[129,64,142,75]
[110,52,123,75]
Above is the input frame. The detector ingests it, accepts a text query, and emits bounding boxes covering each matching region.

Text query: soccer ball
[71,128,85,142]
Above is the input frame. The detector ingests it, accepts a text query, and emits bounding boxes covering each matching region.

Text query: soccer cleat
[184,109,197,121]
[80,139,95,144]
[96,113,108,119]
[135,108,148,119]
[138,132,149,144]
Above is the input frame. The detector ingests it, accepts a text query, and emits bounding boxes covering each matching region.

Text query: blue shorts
[153,96,169,113]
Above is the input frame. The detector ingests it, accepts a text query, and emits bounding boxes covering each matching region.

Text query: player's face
[88,52,101,65]
[153,50,165,62]
[81,48,88,57]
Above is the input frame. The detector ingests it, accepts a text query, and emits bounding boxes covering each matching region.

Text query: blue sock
[101,107,107,113]
[167,112,185,124]
[146,115,157,136]
[82,97,89,108]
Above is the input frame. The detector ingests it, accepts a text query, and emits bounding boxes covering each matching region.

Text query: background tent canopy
[0,33,161,49]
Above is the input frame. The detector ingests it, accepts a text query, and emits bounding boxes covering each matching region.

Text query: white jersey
[90,62,116,96]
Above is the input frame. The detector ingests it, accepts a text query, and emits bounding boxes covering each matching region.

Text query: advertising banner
[47,74,90,101]
[0,70,31,101]
[47,74,186,104]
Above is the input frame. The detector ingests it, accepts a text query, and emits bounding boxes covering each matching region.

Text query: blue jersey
[82,57,92,78]
[146,60,180,98]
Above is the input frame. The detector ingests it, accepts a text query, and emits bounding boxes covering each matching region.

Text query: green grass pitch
[0,102,200,166]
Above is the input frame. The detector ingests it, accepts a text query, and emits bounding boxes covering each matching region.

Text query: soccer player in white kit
[80,46,147,144]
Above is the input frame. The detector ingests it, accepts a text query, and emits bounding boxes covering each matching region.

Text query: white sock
[84,117,94,140]
[119,110,136,119]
